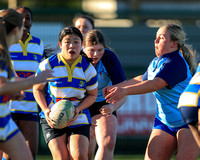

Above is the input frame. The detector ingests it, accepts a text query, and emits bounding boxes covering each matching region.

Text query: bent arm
[76,88,98,113]
[33,83,48,114]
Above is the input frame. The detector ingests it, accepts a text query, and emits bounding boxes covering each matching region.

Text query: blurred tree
[17,0,82,9]
[0,0,82,10]
[0,0,7,8]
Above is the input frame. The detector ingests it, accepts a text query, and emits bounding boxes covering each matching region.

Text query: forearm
[124,79,166,95]
[116,75,143,88]
[110,96,127,111]
[77,94,97,112]
[15,74,36,89]
[33,88,48,112]
[0,78,37,95]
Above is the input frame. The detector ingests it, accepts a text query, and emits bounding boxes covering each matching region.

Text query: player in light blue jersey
[104,24,200,159]
[178,63,200,148]
[6,6,45,159]
[83,29,126,160]
[33,26,98,160]
[0,9,53,160]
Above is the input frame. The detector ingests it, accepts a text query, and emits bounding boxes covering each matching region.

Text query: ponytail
[180,45,197,75]
[165,24,198,75]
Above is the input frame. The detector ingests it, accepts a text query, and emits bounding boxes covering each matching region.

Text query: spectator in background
[73,15,94,36]
[3,6,45,160]
[33,26,98,160]
[103,24,200,160]
[82,29,126,160]
[0,8,53,160]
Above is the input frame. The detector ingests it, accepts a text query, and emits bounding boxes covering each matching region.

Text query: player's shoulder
[102,48,119,63]
[41,54,58,67]
[30,35,43,46]
[104,48,117,57]
[81,55,92,66]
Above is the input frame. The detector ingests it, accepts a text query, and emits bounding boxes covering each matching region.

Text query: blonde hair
[0,9,23,79]
[164,24,197,75]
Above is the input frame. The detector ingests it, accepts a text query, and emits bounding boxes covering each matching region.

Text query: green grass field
[36,154,200,160]
[37,154,144,160]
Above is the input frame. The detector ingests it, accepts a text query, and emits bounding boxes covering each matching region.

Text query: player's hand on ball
[44,108,54,128]
[67,107,79,126]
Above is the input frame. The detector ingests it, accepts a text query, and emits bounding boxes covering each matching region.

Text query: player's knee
[102,137,116,151]
[73,151,88,160]
[52,151,68,160]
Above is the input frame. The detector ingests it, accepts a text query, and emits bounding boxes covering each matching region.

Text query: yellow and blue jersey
[178,63,200,124]
[142,50,192,127]
[38,53,98,128]
[0,61,19,141]
[9,34,45,114]
[178,64,200,108]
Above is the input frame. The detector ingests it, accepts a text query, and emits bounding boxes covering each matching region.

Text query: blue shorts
[179,107,199,125]
[11,113,39,122]
[153,118,189,137]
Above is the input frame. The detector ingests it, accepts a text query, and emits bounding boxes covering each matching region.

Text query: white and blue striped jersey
[9,34,45,114]
[38,53,98,128]
[178,63,200,108]
[0,61,19,141]
[142,50,192,128]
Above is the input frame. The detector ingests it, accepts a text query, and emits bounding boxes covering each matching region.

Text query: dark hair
[83,29,106,48]
[58,26,92,62]
[73,15,95,29]
[15,6,33,20]
[0,9,23,34]
[58,26,83,44]
[0,9,23,79]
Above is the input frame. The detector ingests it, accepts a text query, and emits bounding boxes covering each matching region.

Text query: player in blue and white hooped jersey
[33,26,98,160]
[104,24,200,159]
[0,8,53,160]
[6,7,45,160]
[178,63,200,148]
[82,29,126,160]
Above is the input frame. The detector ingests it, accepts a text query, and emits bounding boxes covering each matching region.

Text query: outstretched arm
[105,77,168,104]
[103,75,143,97]
[0,70,53,95]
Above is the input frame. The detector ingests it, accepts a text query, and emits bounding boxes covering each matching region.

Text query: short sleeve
[101,48,126,85]
[156,58,188,88]
[85,63,98,90]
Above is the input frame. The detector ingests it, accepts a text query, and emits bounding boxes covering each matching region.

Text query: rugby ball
[49,100,75,129]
